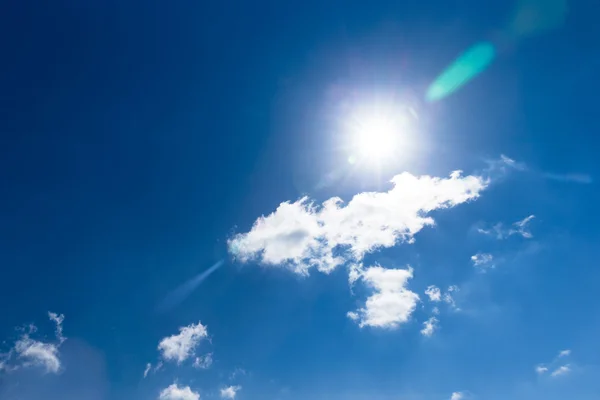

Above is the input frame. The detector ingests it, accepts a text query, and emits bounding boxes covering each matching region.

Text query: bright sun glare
[350,108,411,164]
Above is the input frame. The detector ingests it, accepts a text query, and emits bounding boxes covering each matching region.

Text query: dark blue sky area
[1,1,600,400]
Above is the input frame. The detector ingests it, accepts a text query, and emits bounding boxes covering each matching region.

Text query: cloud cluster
[230,171,487,275]
[158,322,208,364]
[536,349,573,378]
[230,171,487,329]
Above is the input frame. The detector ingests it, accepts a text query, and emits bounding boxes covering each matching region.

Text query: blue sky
[1,1,600,400]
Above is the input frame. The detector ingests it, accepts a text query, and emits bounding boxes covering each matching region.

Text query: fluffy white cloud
[158,322,208,364]
[420,317,438,337]
[14,335,61,374]
[478,215,535,240]
[347,266,419,329]
[551,364,571,377]
[424,285,441,302]
[230,171,487,274]
[471,253,494,270]
[450,392,464,400]
[159,384,200,400]
[193,353,213,369]
[220,385,241,399]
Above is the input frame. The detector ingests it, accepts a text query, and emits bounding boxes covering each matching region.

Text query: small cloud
[420,317,438,337]
[347,266,419,329]
[158,322,208,364]
[450,392,465,400]
[424,285,441,302]
[551,364,571,377]
[48,312,66,344]
[220,385,241,399]
[558,349,571,358]
[471,253,494,270]
[193,353,213,369]
[143,363,152,378]
[535,365,548,374]
[443,286,460,311]
[14,335,61,374]
[159,383,200,400]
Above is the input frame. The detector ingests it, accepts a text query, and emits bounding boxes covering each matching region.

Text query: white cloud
[442,285,460,310]
[450,392,464,400]
[229,171,487,275]
[471,253,494,270]
[431,306,440,315]
[558,349,571,358]
[159,384,200,400]
[143,363,152,378]
[535,365,548,374]
[348,266,419,329]
[478,215,535,240]
[220,385,241,399]
[551,364,571,377]
[420,317,438,337]
[536,349,574,378]
[158,322,208,364]
[193,353,213,369]
[14,335,61,374]
[48,312,66,344]
[424,285,441,302]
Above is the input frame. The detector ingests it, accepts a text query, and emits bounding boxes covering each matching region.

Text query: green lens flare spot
[426,42,496,102]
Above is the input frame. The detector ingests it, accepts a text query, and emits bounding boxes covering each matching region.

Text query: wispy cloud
[478,215,535,240]
[550,364,571,377]
[193,353,213,369]
[558,349,571,358]
[158,322,208,364]
[220,385,242,399]
[487,154,592,184]
[48,312,66,344]
[471,253,494,270]
[143,363,152,378]
[159,383,200,400]
[543,173,592,184]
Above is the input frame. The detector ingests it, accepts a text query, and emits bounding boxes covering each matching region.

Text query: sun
[350,110,410,163]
